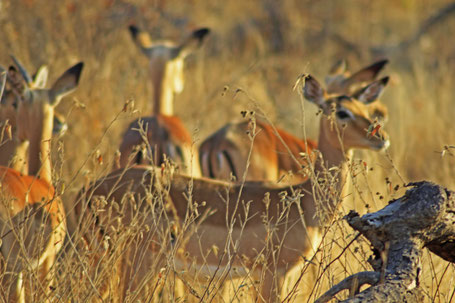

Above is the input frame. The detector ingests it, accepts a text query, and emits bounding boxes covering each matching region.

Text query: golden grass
[1,0,455,301]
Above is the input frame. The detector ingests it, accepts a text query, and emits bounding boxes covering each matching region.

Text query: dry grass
[1,0,455,301]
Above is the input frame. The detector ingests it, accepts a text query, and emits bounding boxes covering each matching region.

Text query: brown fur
[0,63,67,174]
[0,61,82,302]
[117,26,209,177]
[200,119,318,182]
[325,59,389,121]
[198,60,389,185]
[78,75,389,302]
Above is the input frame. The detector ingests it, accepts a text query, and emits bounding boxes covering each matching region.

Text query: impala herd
[0,25,392,302]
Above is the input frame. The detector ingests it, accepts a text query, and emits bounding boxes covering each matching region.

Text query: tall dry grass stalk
[0,0,454,302]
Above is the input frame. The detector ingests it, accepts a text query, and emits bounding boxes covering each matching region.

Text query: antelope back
[118,115,201,176]
[199,119,318,182]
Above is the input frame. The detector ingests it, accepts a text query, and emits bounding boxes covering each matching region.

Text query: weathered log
[315,181,455,303]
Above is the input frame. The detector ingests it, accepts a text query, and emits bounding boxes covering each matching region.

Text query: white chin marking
[382,140,390,150]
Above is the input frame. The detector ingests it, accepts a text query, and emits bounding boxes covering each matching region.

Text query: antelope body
[0,60,83,302]
[200,118,318,182]
[117,25,209,177]
[78,74,389,302]
[199,60,389,183]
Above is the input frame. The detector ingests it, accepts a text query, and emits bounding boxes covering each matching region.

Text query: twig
[315,271,380,303]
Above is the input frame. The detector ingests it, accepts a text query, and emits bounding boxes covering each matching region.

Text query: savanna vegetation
[0,0,454,302]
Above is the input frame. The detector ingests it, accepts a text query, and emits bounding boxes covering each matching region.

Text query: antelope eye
[336,110,351,120]
[338,95,352,102]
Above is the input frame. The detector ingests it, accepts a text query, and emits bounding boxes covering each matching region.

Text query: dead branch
[315,271,380,303]
[315,181,455,303]
[328,2,455,58]
[371,2,455,56]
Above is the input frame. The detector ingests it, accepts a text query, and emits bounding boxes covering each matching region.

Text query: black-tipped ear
[128,25,153,50]
[345,59,389,86]
[178,27,211,55]
[50,62,84,105]
[192,28,210,43]
[353,76,389,104]
[129,25,140,40]
[368,59,389,73]
[68,62,84,86]
[359,59,389,79]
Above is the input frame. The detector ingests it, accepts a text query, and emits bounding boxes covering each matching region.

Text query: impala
[0,58,68,173]
[117,25,209,176]
[0,61,83,302]
[199,59,389,183]
[77,74,389,302]
[199,118,319,182]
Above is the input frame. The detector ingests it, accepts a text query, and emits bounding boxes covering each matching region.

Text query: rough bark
[315,181,455,303]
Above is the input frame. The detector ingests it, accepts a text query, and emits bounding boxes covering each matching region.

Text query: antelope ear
[344,59,389,88]
[325,59,348,93]
[178,27,210,57]
[128,25,154,52]
[0,66,7,99]
[329,59,347,75]
[7,66,26,95]
[50,62,84,106]
[352,76,389,104]
[32,65,49,88]
[303,75,326,107]
[10,55,32,85]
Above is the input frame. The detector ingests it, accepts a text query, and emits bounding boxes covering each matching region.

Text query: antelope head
[128,25,210,115]
[304,74,390,154]
[325,59,390,123]
[11,57,83,181]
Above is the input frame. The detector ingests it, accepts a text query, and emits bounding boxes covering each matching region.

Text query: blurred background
[1,0,454,301]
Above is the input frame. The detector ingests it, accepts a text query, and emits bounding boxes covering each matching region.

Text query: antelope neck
[297,120,353,226]
[152,65,174,116]
[316,128,349,170]
[28,103,54,184]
